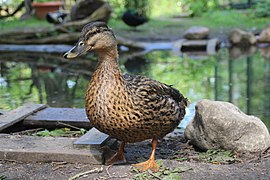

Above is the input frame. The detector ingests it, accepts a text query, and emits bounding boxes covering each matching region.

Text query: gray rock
[184,99,270,153]
[229,28,256,45]
[70,0,112,22]
[257,25,270,43]
[184,26,209,40]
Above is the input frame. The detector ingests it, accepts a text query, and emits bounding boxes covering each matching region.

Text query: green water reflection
[0,48,269,128]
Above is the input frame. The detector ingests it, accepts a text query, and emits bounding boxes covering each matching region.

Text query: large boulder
[184,99,270,152]
[184,26,209,40]
[257,25,270,43]
[70,0,112,22]
[229,28,256,45]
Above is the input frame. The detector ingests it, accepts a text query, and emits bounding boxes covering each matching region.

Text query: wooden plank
[0,104,47,132]
[172,39,186,56]
[0,134,102,164]
[207,38,219,55]
[73,127,113,149]
[182,39,208,47]
[23,107,91,129]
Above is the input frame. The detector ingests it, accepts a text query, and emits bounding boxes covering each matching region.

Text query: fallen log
[0,3,112,45]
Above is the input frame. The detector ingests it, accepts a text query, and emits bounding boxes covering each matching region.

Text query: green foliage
[149,0,180,17]
[109,0,126,18]
[34,0,58,3]
[109,0,183,18]
[175,157,188,162]
[252,0,270,17]
[124,0,150,16]
[182,0,219,16]
[0,175,7,180]
[34,128,86,137]
[199,149,237,164]
[183,10,269,29]
[131,160,191,179]
[109,0,150,17]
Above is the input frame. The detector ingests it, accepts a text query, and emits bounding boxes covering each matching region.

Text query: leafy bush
[182,0,219,16]
[109,0,150,17]
[253,0,270,17]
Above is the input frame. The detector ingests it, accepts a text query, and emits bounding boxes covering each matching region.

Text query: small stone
[257,25,270,43]
[184,26,209,40]
[184,99,270,153]
[229,28,256,45]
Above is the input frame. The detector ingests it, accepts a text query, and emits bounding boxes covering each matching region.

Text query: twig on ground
[11,128,44,135]
[68,166,103,180]
[57,122,81,130]
[147,170,162,180]
[101,175,129,180]
[52,165,67,171]
[105,165,112,178]
[52,161,67,166]
[263,154,270,159]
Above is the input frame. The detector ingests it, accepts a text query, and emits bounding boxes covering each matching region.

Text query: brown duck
[64,21,188,172]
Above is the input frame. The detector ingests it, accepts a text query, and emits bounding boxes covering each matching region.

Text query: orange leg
[106,141,127,165]
[132,138,159,172]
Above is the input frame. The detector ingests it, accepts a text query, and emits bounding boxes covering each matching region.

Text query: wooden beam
[23,107,91,129]
[0,104,47,132]
[0,134,102,164]
[73,127,113,149]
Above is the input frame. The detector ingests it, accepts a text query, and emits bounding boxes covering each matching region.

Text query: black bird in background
[122,10,148,29]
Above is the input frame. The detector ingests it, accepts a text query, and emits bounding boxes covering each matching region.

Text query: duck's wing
[123,73,188,106]
[123,73,188,140]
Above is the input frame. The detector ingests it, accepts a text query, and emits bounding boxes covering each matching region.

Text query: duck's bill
[63,45,91,59]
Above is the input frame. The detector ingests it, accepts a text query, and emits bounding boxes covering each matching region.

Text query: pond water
[0,47,269,128]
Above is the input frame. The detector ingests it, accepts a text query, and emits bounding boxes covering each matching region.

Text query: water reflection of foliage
[0,49,269,128]
[133,51,217,103]
[0,63,35,110]
[0,62,89,110]
[216,49,270,128]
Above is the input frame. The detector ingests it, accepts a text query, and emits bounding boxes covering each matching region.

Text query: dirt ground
[1,157,270,180]
[1,131,269,180]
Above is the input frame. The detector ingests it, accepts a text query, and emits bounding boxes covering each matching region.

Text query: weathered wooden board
[74,127,112,149]
[182,39,208,46]
[207,38,220,54]
[172,38,219,56]
[0,104,47,132]
[24,107,91,129]
[0,134,102,164]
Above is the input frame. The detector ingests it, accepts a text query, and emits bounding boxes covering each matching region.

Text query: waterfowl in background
[122,10,148,29]
[64,21,188,172]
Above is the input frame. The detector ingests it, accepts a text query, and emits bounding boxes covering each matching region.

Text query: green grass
[0,10,268,36]
[184,10,269,29]
[0,17,52,32]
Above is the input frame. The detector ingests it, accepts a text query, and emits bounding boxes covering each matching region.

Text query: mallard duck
[64,21,188,172]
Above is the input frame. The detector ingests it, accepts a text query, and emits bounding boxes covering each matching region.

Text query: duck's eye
[78,41,84,46]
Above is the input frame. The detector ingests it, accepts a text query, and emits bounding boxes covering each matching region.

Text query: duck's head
[64,21,116,59]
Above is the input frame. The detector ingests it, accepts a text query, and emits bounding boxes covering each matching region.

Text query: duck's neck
[94,47,122,81]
